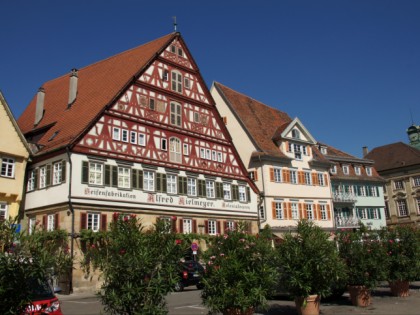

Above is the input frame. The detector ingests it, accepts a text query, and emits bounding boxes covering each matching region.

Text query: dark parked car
[174,260,205,292]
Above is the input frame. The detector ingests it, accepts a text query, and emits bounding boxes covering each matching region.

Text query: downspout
[258,154,267,228]
[66,147,74,294]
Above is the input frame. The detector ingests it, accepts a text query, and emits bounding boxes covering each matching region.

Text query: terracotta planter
[222,307,254,315]
[348,285,371,307]
[389,280,410,297]
[294,294,320,315]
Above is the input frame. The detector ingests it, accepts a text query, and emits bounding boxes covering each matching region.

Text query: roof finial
[172,16,177,32]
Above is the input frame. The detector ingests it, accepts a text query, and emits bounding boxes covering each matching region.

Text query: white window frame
[169,137,182,163]
[416,197,420,215]
[355,166,361,175]
[161,138,167,151]
[320,204,327,220]
[223,183,231,200]
[53,162,63,185]
[1,157,15,178]
[89,162,103,185]
[187,178,197,196]
[291,202,299,220]
[366,167,372,176]
[183,143,189,156]
[205,149,211,160]
[290,170,298,184]
[212,150,217,161]
[413,176,420,187]
[259,206,265,220]
[274,168,282,182]
[394,180,404,190]
[143,170,155,191]
[138,133,146,146]
[27,169,36,191]
[171,70,183,93]
[112,127,121,141]
[130,131,137,144]
[200,148,206,159]
[274,202,284,219]
[342,165,349,175]
[182,218,192,234]
[47,214,55,232]
[208,220,217,235]
[87,213,100,232]
[39,166,47,189]
[217,152,223,163]
[226,221,235,231]
[0,203,8,221]
[304,171,312,185]
[397,200,408,217]
[238,186,247,202]
[317,173,325,186]
[206,180,215,198]
[29,217,36,235]
[170,101,182,127]
[167,174,177,194]
[118,167,131,189]
[306,204,314,220]
[330,165,337,174]
[121,129,129,142]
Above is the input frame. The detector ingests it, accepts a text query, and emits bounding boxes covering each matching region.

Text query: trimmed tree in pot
[336,225,389,307]
[276,220,346,315]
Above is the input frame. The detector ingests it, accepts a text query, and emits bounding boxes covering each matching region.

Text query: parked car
[174,260,205,292]
[23,277,63,315]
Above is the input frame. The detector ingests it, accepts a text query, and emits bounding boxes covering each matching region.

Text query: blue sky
[1,0,419,158]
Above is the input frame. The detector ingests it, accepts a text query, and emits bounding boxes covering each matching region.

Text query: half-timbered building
[17,33,258,292]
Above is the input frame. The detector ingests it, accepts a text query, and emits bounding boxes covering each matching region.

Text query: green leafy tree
[80,214,185,315]
[0,219,72,315]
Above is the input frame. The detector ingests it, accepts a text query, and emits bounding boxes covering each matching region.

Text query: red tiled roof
[214,82,292,158]
[365,142,420,172]
[17,33,177,154]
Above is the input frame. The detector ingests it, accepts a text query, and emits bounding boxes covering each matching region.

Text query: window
[291,129,300,139]
[355,166,361,175]
[274,202,284,219]
[187,178,197,196]
[170,102,182,127]
[394,180,404,190]
[416,197,420,215]
[291,203,299,220]
[238,186,247,202]
[200,148,206,159]
[88,213,100,232]
[370,186,378,197]
[118,167,130,189]
[182,218,192,234]
[143,170,154,191]
[130,131,137,144]
[160,217,172,233]
[342,165,349,175]
[1,157,15,178]
[161,138,167,151]
[89,162,103,185]
[290,170,298,184]
[29,217,36,235]
[171,45,176,53]
[171,71,183,93]
[294,144,302,160]
[193,112,200,123]
[162,70,169,81]
[184,77,190,89]
[306,204,314,220]
[320,147,327,154]
[47,214,55,232]
[330,165,337,174]
[178,48,183,57]
[169,138,182,163]
[0,203,7,221]
[205,149,211,160]
[317,173,325,186]
[121,129,128,142]
[320,204,327,220]
[397,200,408,217]
[212,150,217,161]
[304,171,312,185]
[138,133,146,146]
[413,176,420,187]
[39,166,47,189]
[226,221,235,231]
[167,174,177,194]
[27,169,36,191]
[359,185,366,197]
[274,168,282,182]
[183,143,189,156]
[206,180,215,198]
[223,183,231,200]
[358,208,368,219]
[217,152,223,163]
[259,206,265,220]
[149,98,155,110]
[53,162,63,185]
[112,127,120,141]
[366,167,372,176]
[207,220,217,235]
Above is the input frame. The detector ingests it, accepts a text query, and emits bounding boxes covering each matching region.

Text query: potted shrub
[336,225,389,307]
[381,225,420,297]
[201,224,278,315]
[276,220,346,315]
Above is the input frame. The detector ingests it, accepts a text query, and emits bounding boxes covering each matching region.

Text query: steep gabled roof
[17,33,177,155]
[365,142,420,172]
[213,82,292,158]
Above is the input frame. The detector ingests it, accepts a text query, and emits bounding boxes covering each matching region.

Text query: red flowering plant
[80,213,186,315]
[200,223,278,314]
[336,224,389,290]
[381,225,420,282]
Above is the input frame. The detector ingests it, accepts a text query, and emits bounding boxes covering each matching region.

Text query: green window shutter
[178,176,184,194]
[378,208,381,219]
[246,187,251,202]
[46,164,52,187]
[216,182,223,199]
[162,174,167,193]
[104,165,111,186]
[138,170,143,190]
[61,160,66,183]
[198,179,205,197]
[82,161,89,184]
[156,173,162,192]
[132,169,138,189]
[183,177,187,195]
[112,166,118,187]
[232,185,239,201]
[34,169,38,189]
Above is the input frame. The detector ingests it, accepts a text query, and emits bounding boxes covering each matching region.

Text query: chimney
[68,68,78,107]
[362,146,369,157]
[34,87,45,125]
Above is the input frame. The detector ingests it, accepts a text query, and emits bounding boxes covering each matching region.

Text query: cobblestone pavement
[262,282,420,315]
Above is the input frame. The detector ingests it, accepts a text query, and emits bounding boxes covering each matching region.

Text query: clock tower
[407,124,420,150]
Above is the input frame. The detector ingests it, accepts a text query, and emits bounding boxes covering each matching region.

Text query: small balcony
[335,216,360,229]
[333,192,357,203]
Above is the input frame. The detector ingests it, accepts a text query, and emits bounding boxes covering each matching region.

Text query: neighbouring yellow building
[0,91,31,224]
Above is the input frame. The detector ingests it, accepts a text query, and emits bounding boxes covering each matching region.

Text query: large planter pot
[222,307,254,315]
[389,280,410,297]
[294,295,320,315]
[348,285,371,307]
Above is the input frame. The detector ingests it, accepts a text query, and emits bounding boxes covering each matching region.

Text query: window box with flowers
[201,224,278,315]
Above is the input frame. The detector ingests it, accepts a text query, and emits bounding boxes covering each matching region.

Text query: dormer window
[288,142,306,160]
[342,165,349,175]
[330,165,337,174]
[355,166,361,175]
[366,167,372,176]
[291,129,300,139]
[320,146,327,155]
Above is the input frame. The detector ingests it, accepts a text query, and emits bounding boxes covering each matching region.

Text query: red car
[23,278,63,315]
